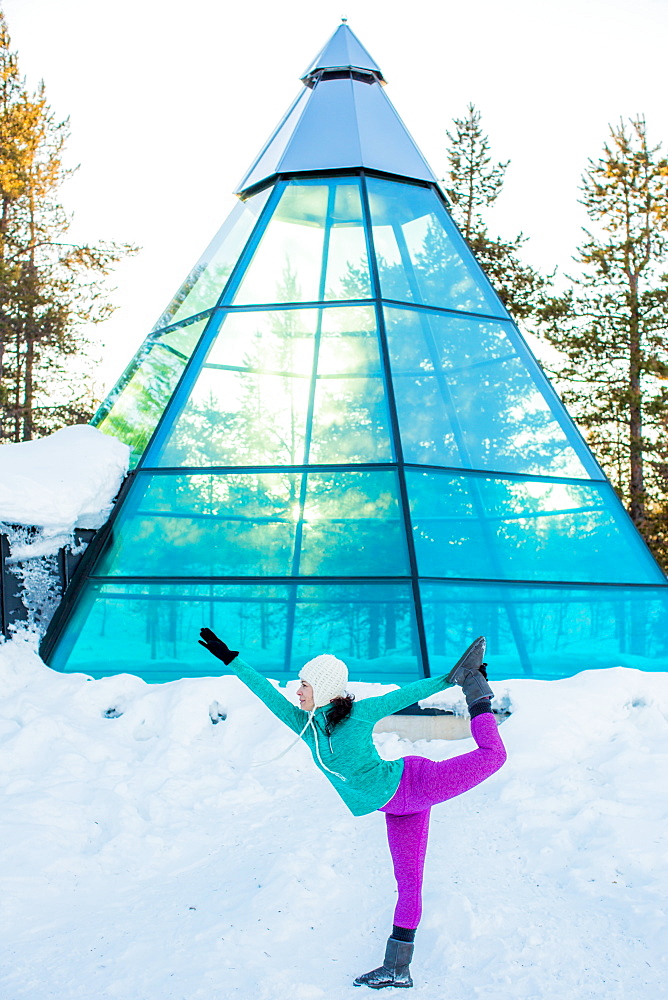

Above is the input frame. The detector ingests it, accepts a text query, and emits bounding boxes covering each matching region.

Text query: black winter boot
[353,937,414,989]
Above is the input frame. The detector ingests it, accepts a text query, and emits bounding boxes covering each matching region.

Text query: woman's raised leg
[380,710,506,819]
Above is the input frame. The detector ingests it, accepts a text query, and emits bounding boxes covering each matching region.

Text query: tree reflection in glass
[233,179,371,305]
[93,318,209,469]
[155,305,393,468]
[366,176,504,316]
[384,307,590,478]
[408,470,657,584]
[152,188,272,329]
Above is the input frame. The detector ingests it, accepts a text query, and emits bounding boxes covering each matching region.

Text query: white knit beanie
[299,653,348,708]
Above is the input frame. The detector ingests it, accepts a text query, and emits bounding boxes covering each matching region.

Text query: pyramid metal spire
[300,22,385,84]
[235,24,438,194]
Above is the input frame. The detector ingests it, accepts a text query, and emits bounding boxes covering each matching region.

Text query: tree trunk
[628,275,645,528]
[22,329,33,440]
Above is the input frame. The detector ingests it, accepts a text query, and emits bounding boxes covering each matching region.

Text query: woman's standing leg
[353,808,430,989]
[384,809,431,930]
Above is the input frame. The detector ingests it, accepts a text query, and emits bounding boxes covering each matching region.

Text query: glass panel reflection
[316,306,383,376]
[310,305,392,463]
[95,470,408,580]
[310,376,391,463]
[290,584,420,681]
[93,318,209,469]
[96,472,301,578]
[233,179,371,304]
[49,581,422,684]
[156,367,312,467]
[153,188,271,329]
[421,580,668,679]
[151,306,393,468]
[384,307,591,478]
[366,176,505,316]
[407,470,665,584]
[299,470,408,576]
[153,308,316,467]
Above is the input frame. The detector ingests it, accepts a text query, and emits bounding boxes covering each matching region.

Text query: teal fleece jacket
[229,658,454,817]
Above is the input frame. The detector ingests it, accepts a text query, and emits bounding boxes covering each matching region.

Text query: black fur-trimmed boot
[353,937,414,989]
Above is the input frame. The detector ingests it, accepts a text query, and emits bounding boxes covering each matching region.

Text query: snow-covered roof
[0,426,129,554]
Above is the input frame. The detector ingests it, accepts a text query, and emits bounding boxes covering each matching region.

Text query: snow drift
[0,633,666,1000]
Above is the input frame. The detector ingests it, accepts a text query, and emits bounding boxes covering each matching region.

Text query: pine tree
[0,11,135,443]
[445,104,548,321]
[538,117,668,564]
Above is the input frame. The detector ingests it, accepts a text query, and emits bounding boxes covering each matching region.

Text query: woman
[198,628,506,990]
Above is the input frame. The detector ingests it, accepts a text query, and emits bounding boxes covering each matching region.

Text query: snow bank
[0,635,666,999]
[0,425,129,556]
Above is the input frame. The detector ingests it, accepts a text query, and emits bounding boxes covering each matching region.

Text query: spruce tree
[0,11,135,443]
[445,104,548,321]
[538,117,668,564]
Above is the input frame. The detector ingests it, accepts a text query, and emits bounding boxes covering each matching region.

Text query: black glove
[479,662,488,680]
[198,628,239,665]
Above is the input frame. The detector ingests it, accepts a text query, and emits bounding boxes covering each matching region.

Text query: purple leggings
[379,713,507,929]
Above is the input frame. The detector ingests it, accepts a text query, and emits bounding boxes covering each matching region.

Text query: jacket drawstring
[307,715,347,782]
[252,709,347,781]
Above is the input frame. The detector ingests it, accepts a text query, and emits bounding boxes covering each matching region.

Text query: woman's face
[297,679,315,711]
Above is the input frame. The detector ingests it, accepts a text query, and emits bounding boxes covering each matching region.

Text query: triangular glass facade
[43,29,668,685]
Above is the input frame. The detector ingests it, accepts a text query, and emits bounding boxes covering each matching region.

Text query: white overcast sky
[3,0,668,392]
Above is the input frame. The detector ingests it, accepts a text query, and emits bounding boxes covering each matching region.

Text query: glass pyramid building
[43,24,668,685]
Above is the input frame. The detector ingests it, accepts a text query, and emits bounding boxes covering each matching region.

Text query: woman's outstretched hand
[198,628,239,665]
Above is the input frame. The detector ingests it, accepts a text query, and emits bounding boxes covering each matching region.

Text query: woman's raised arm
[353,674,454,724]
[199,628,304,732]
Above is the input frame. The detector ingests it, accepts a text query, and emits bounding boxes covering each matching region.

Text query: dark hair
[325,693,355,730]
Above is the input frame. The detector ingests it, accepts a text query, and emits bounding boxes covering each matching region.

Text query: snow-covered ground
[1,633,666,1000]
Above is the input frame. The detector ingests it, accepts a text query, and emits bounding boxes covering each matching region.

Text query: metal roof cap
[300,22,386,85]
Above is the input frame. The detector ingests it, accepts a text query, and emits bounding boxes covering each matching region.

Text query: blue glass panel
[310,376,391,463]
[384,307,592,478]
[150,306,394,468]
[316,306,382,376]
[298,471,409,576]
[309,303,391,461]
[385,304,511,371]
[152,308,316,467]
[205,306,316,374]
[366,176,505,316]
[158,367,311,467]
[290,583,421,681]
[48,581,293,684]
[96,473,301,577]
[49,581,422,684]
[95,470,410,581]
[153,188,271,329]
[93,317,209,469]
[407,470,665,585]
[233,179,371,305]
[421,580,668,680]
